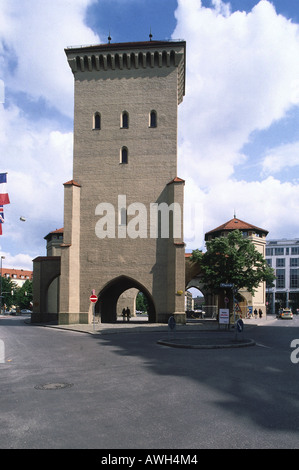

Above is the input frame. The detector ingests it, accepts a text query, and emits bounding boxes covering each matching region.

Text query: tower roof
[205,217,268,241]
[65,39,186,104]
[44,227,64,241]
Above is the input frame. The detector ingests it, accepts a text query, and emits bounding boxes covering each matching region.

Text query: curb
[157,338,256,349]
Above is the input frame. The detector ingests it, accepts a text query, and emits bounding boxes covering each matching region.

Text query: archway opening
[185,286,205,319]
[95,275,156,323]
[135,291,149,321]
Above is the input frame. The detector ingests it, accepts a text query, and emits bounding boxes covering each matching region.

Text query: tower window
[121,111,129,129]
[149,110,157,128]
[120,147,128,164]
[93,112,101,130]
[119,207,127,226]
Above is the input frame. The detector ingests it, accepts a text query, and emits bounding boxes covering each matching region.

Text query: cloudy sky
[1,0,299,270]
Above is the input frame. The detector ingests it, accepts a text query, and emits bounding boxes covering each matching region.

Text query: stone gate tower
[59,39,186,324]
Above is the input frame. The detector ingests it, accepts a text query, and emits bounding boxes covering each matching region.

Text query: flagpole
[0,256,5,314]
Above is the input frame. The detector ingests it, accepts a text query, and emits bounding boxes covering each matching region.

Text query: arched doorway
[185,278,217,319]
[95,275,156,323]
[46,275,60,315]
[235,293,248,319]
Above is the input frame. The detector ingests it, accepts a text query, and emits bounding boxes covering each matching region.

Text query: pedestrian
[122,308,126,322]
[126,307,131,322]
[254,308,257,319]
[259,308,263,319]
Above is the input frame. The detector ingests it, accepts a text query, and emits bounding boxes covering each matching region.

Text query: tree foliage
[0,277,32,311]
[136,291,149,312]
[190,230,275,295]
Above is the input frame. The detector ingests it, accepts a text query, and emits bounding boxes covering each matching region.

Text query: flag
[0,173,10,205]
[0,206,3,236]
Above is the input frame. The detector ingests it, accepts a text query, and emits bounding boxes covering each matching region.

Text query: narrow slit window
[119,208,127,226]
[121,147,128,164]
[94,112,101,130]
[122,111,129,129]
[150,110,157,128]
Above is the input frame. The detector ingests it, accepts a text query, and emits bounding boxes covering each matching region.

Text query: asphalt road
[1,315,299,449]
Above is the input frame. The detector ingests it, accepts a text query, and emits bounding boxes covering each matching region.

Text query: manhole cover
[34,383,74,390]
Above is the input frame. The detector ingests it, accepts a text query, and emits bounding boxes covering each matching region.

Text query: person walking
[126,307,131,322]
[259,308,263,319]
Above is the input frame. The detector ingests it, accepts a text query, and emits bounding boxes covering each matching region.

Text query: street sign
[237,319,244,332]
[168,315,176,330]
[90,294,98,303]
[219,308,229,324]
[220,283,234,288]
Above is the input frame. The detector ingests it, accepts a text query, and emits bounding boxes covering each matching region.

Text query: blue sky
[1,0,299,270]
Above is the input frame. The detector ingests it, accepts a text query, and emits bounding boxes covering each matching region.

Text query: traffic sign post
[90,292,98,330]
[219,308,229,325]
[237,319,244,332]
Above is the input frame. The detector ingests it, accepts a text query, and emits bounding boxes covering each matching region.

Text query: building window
[266,259,272,267]
[121,111,129,129]
[266,248,273,256]
[120,147,128,164]
[292,247,299,255]
[276,258,285,267]
[93,112,101,130]
[290,269,299,288]
[149,110,157,128]
[290,258,299,267]
[274,247,284,256]
[276,269,285,288]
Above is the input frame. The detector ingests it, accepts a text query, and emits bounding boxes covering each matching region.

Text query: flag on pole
[0,173,10,205]
[0,206,3,236]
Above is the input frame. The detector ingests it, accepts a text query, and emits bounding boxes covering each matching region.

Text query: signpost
[168,315,176,340]
[237,318,244,332]
[219,308,229,325]
[90,292,98,330]
[89,294,98,303]
[220,283,237,328]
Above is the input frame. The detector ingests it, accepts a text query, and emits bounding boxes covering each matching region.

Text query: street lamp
[0,256,5,314]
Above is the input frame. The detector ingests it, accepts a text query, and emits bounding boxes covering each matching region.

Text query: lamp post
[0,256,5,314]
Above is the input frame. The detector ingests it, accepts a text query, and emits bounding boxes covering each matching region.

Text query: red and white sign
[90,294,98,303]
[219,308,229,324]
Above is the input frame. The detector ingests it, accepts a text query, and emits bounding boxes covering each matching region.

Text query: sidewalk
[27,315,275,348]
[34,313,275,335]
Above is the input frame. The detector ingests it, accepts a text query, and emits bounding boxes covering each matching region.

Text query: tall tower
[61,40,186,324]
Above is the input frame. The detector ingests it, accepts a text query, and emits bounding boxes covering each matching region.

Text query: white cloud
[0,252,33,271]
[174,0,299,246]
[262,141,299,175]
[0,0,101,117]
[0,0,101,266]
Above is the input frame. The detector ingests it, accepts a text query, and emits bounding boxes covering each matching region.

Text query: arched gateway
[32,39,187,325]
[96,276,156,323]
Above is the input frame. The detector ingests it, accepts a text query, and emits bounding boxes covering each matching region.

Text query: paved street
[1,314,299,449]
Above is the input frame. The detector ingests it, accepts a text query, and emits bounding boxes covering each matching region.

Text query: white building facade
[266,239,299,314]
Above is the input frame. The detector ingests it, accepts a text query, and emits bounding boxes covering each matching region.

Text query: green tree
[190,230,275,295]
[136,291,149,312]
[15,279,33,310]
[0,276,17,311]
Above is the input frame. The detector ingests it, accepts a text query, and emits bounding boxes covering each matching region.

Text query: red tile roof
[2,268,33,280]
[44,228,64,240]
[63,180,81,187]
[205,217,268,240]
[167,177,185,185]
